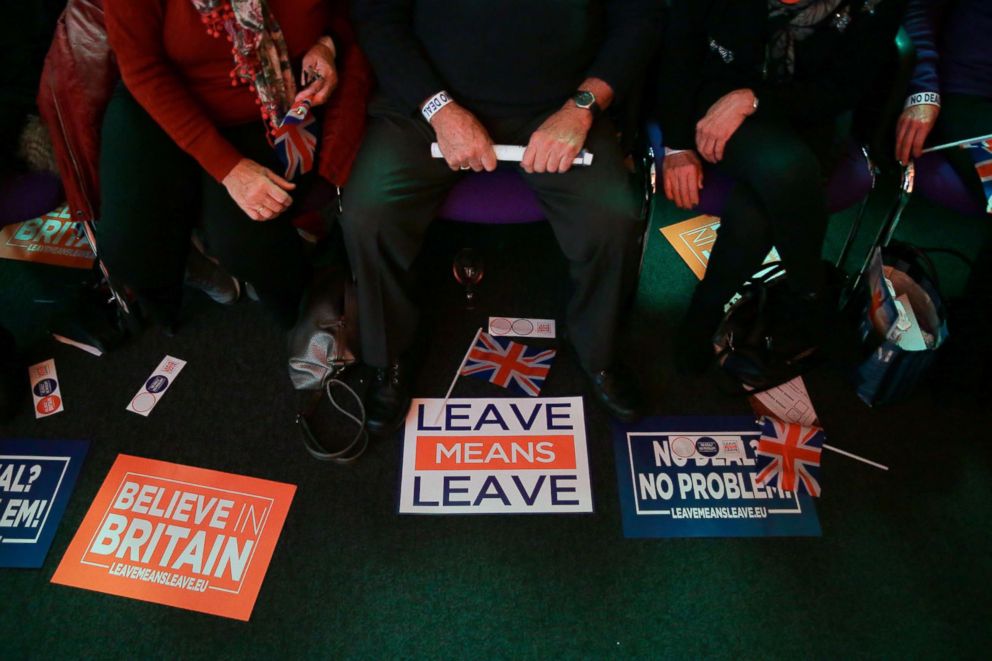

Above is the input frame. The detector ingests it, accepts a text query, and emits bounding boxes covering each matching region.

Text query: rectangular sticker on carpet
[611,416,820,537]
[0,439,89,568]
[399,397,592,514]
[51,455,295,621]
[0,205,95,270]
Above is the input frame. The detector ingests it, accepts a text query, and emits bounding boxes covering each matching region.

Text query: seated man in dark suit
[343,0,661,434]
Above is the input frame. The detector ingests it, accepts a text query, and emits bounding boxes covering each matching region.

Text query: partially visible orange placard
[52,455,295,621]
[659,215,721,280]
[660,215,780,281]
[0,205,95,269]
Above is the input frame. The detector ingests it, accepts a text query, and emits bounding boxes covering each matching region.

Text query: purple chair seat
[915,151,986,217]
[437,168,545,224]
[647,122,874,216]
[0,171,63,229]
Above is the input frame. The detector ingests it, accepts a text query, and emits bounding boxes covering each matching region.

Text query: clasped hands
[432,100,593,174]
[223,39,338,222]
[663,88,757,210]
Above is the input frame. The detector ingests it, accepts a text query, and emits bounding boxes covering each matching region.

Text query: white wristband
[905,92,941,109]
[421,90,452,123]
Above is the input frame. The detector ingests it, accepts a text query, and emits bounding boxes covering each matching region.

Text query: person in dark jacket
[896,0,992,397]
[658,0,906,374]
[344,0,661,434]
[895,0,991,208]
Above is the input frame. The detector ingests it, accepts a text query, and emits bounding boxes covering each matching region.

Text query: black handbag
[287,263,368,463]
[713,263,824,393]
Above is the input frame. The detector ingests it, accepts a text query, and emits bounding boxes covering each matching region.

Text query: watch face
[574,90,595,109]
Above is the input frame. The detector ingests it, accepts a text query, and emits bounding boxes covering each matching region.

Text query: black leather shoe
[366,360,414,436]
[583,365,644,423]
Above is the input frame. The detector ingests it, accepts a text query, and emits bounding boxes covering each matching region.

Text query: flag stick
[434,327,483,424]
[822,443,889,471]
[921,132,992,154]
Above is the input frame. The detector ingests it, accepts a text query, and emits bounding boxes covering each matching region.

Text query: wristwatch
[573,90,601,117]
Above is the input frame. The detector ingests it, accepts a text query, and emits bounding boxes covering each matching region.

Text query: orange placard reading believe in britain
[0,205,95,269]
[52,455,295,621]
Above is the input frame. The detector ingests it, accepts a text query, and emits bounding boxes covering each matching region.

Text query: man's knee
[752,145,821,193]
[339,193,386,246]
[576,185,644,256]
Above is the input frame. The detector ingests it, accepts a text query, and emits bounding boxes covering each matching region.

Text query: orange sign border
[51,454,295,621]
[659,214,721,281]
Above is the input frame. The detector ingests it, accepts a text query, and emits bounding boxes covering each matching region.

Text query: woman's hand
[695,88,757,164]
[663,150,704,210]
[222,158,297,221]
[293,38,338,108]
[895,104,940,165]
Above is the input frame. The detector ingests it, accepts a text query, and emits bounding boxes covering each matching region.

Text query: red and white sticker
[28,359,65,419]
[126,355,186,417]
[488,317,556,339]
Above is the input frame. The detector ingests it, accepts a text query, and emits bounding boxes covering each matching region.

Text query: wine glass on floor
[452,248,485,309]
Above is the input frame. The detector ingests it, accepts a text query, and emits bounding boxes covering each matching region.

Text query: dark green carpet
[0,184,989,658]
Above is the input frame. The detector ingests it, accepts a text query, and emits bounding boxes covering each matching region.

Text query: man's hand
[222,158,296,221]
[695,88,757,164]
[663,150,704,210]
[293,39,338,108]
[896,104,940,165]
[431,102,497,172]
[521,104,593,174]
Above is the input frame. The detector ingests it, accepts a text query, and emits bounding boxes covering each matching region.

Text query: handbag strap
[296,375,368,464]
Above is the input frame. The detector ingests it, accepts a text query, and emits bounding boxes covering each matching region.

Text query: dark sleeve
[586,0,664,103]
[904,0,951,96]
[351,0,446,115]
[317,5,373,186]
[656,0,709,150]
[756,0,909,123]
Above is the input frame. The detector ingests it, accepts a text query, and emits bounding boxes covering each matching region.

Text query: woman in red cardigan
[98,0,368,329]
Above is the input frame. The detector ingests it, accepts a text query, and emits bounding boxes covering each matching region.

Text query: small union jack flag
[460,333,555,397]
[964,139,992,215]
[755,418,825,497]
[273,101,318,180]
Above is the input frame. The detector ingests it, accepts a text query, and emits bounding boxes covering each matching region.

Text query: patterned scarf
[767,0,846,82]
[191,0,297,130]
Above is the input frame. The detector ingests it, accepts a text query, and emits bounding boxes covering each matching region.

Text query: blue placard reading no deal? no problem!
[611,417,820,538]
[0,438,89,567]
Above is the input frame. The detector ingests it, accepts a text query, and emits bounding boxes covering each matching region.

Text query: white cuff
[664,147,688,156]
[905,92,941,109]
[421,90,452,123]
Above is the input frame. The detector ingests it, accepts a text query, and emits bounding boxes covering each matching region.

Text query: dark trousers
[689,117,832,325]
[935,93,992,202]
[96,85,312,328]
[339,98,644,371]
